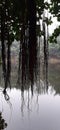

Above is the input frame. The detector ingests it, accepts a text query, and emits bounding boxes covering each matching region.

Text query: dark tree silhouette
[28,0,37,85]
[1,2,6,80]
[0,0,59,91]
[0,112,7,130]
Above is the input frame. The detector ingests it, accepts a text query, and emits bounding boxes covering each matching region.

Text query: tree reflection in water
[2,44,49,95]
[1,26,49,113]
[1,53,49,118]
[0,112,7,130]
[3,89,10,101]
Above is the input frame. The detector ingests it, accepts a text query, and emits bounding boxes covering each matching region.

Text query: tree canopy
[0,0,60,42]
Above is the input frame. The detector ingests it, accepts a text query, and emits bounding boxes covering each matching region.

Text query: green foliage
[49,26,60,43]
[57,14,60,21]
[43,17,53,25]
[50,1,60,18]
[44,2,50,10]
[0,0,60,44]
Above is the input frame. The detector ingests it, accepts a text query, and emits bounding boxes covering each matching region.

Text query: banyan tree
[0,0,60,91]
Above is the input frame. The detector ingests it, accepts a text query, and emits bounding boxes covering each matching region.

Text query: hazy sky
[45,0,60,35]
[49,17,60,35]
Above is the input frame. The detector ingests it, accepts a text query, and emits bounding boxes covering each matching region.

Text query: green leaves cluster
[49,26,60,43]
[0,0,60,43]
[50,0,60,18]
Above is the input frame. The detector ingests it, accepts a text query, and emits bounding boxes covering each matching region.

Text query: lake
[0,41,60,130]
[0,62,60,130]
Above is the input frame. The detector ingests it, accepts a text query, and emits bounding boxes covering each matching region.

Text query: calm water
[0,85,60,130]
[0,63,60,130]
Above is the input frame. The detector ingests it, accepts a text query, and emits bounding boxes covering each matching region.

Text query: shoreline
[49,56,60,64]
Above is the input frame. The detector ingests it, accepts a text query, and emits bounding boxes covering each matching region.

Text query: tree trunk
[1,5,6,80]
[28,0,37,84]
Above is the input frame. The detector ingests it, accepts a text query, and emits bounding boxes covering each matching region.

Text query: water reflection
[0,53,60,130]
[0,85,60,130]
[3,89,10,101]
[0,41,60,130]
[0,112,7,130]
[48,59,60,94]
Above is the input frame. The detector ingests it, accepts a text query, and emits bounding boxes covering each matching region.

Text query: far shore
[49,56,60,65]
